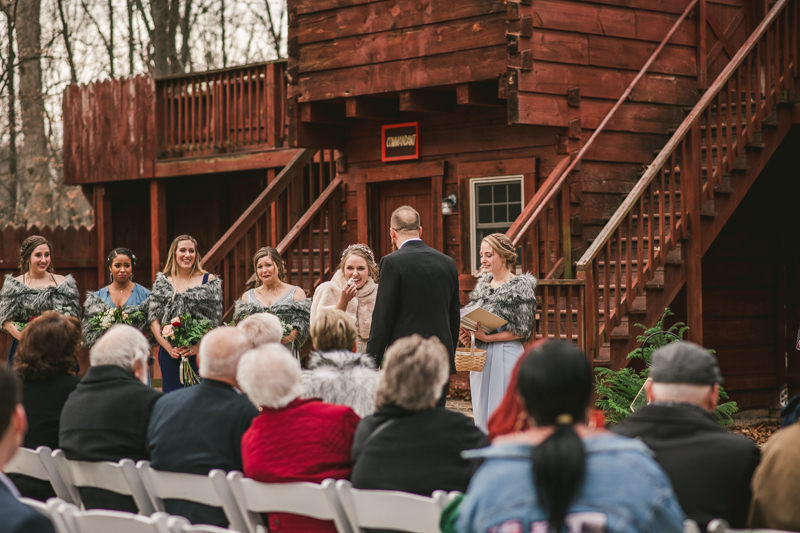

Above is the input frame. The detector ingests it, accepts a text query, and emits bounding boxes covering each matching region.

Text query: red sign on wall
[381,122,420,162]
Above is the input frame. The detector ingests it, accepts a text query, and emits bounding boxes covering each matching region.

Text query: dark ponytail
[517,342,592,533]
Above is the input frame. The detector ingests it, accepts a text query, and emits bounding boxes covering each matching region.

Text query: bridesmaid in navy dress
[148,235,223,393]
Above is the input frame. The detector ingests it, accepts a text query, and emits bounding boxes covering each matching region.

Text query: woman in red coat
[237,342,360,533]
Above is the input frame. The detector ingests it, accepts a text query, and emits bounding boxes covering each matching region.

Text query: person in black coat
[352,335,486,496]
[366,206,460,407]
[8,312,82,501]
[59,324,162,513]
[147,328,258,527]
[0,366,56,533]
[612,342,760,531]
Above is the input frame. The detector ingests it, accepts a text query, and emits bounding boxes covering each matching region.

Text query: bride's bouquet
[161,313,212,386]
[88,307,144,332]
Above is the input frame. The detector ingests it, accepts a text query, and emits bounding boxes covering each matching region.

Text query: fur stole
[0,274,81,325]
[82,291,150,349]
[233,297,312,348]
[469,273,538,342]
[147,273,223,327]
[310,270,378,353]
[302,349,379,417]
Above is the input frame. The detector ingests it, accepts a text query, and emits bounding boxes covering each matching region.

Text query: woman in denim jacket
[456,342,685,533]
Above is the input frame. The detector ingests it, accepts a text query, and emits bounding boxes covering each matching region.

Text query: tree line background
[0,0,286,227]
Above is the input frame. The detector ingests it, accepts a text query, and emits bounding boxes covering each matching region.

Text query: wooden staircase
[513,0,799,369]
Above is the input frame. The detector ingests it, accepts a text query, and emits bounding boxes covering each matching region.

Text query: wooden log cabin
[63,0,800,409]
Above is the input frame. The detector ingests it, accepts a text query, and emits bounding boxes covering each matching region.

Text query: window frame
[469,175,525,272]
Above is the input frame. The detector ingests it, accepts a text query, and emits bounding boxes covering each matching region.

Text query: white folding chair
[136,461,248,533]
[163,514,238,533]
[52,449,155,515]
[57,502,172,533]
[706,519,792,533]
[6,446,77,504]
[20,496,70,533]
[226,471,351,533]
[335,480,449,533]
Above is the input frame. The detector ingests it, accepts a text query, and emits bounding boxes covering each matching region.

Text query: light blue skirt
[470,338,525,432]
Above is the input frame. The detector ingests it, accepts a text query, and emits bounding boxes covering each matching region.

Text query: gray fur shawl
[468,273,538,342]
[0,274,81,325]
[233,297,312,347]
[302,350,379,417]
[147,273,223,327]
[82,291,150,349]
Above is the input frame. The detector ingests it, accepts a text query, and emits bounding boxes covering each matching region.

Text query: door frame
[354,160,446,253]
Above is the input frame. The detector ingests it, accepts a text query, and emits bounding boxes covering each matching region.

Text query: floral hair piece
[340,244,376,265]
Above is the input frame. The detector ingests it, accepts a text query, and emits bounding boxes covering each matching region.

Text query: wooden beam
[94,185,112,288]
[355,160,445,183]
[153,149,300,178]
[345,96,399,120]
[456,83,504,107]
[399,90,455,113]
[150,180,167,283]
[299,102,346,124]
[288,98,346,149]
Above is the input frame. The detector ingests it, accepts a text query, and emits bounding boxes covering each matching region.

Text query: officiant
[459,234,537,432]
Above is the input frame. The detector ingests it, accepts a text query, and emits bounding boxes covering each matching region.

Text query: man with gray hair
[146,327,257,527]
[237,312,284,347]
[59,325,162,512]
[613,341,760,531]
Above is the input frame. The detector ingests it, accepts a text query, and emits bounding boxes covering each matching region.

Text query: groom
[367,206,460,406]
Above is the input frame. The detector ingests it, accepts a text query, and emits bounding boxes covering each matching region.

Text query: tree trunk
[1,6,18,223]
[15,0,52,226]
[152,0,169,75]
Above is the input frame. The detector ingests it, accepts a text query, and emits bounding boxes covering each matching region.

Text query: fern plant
[594,308,738,426]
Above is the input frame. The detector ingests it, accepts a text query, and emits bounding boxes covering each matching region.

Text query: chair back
[57,502,171,533]
[136,461,248,533]
[52,450,155,514]
[335,480,448,533]
[226,472,351,533]
[6,446,77,504]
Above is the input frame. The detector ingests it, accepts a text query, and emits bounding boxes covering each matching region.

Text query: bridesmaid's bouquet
[13,305,74,331]
[229,311,293,337]
[161,313,212,386]
[88,307,144,332]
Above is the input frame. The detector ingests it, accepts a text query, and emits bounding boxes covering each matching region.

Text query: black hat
[650,341,723,385]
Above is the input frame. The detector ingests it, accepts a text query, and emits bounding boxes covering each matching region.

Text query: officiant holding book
[366,206,460,407]
[459,234,537,431]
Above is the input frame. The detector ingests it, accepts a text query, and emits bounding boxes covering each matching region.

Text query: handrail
[507,157,570,246]
[277,177,343,255]
[577,0,790,271]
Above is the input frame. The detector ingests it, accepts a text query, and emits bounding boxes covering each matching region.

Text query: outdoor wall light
[441,194,458,215]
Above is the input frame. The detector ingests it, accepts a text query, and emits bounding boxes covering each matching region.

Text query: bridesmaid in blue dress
[459,233,537,432]
[233,247,311,358]
[148,235,223,393]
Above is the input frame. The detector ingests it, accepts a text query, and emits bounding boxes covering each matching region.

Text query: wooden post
[150,180,167,282]
[561,188,573,279]
[697,0,708,89]
[685,122,704,345]
[94,185,112,288]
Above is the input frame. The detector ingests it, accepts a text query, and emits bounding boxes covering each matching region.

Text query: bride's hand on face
[339,279,358,303]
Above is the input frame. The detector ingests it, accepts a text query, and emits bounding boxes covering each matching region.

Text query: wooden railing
[156,61,286,157]
[534,279,586,354]
[203,148,340,317]
[576,0,798,358]
[505,0,699,281]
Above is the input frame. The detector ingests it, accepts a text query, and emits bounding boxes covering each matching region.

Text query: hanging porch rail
[576,0,798,358]
[203,148,340,318]
[505,0,699,281]
[155,61,286,157]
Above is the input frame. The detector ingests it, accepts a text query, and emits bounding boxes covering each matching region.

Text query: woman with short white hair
[236,312,284,348]
[350,334,487,496]
[237,343,360,533]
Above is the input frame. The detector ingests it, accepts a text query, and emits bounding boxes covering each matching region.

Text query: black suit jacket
[612,403,761,530]
[0,474,55,533]
[366,240,460,371]
[147,379,259,526]
[59,365,162,512]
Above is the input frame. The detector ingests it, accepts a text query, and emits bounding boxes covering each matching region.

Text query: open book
[460,304,507,335]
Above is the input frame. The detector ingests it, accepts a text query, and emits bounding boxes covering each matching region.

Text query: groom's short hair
[391,206,421,233]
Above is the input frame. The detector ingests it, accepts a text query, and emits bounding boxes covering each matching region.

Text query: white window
[470,175,524,271]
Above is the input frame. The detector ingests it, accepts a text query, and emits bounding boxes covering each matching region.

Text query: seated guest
[147,327,258,527]
[613,341,760,531]
[10,312,82,501]
[237,312,284,348]
[457,341,685,533]
[0,367,56,533]
[238,343,360,533]
[351,335,486,495]
[59,325,161,512]
[748,420,800,530]
[303,309,379,417]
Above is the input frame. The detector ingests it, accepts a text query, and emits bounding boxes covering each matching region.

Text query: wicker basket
[454,331,487,372]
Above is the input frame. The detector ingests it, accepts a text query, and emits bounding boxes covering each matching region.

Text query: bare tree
[0,0,18,223]
[56,0,76,83]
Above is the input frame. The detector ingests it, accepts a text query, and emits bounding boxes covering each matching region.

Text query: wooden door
[375,178,432,261]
